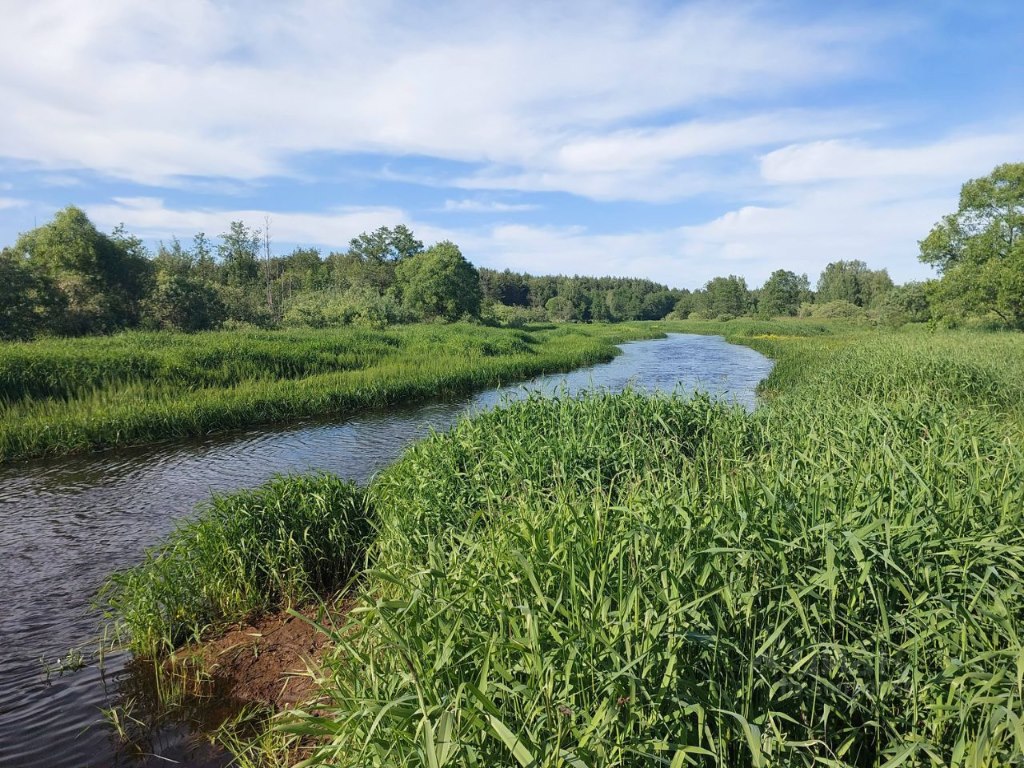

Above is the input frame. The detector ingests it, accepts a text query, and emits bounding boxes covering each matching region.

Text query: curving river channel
[0,333,772,767]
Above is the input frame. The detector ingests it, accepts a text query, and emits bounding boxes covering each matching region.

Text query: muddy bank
[169,599,351,712]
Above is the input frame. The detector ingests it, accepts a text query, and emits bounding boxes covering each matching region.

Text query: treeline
[1,161,1019,340]
[0,210,482,339]
[479,261,915,327]
[0,207,910,340]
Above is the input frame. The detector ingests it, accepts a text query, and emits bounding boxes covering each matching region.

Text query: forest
[1,163,1021,340]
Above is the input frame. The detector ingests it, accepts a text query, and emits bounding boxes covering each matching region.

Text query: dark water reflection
[0,333,772,767]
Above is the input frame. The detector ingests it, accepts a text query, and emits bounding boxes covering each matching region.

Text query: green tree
[152,237,195,278]
[278,247,327,299]
[343,225,425,293]
[142,273,226,332]
[639,290,678,320]
[758,270,809,317]
[479,268,530,306]
[348,225,424,263]
[817,260,893,307]
[191,232,218,283]
[545,295,580,322]
[920,162,1024,327]
[218,221,261,287]
[876,281,933,327]
[860,269,895,308]
[703,275,748,318]
[0,249,63,339]
[10,206,153,334]
[816,260,867,305]
[395,241,481,321]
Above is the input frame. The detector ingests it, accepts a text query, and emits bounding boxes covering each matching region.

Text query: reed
[0,322,663,461]
[101,322,1024,766]
[101,473,370,656]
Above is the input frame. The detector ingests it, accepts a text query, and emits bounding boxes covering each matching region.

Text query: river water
[0,333,772,767]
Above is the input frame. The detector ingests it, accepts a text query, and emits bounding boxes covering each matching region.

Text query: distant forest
[1,163,1020,339]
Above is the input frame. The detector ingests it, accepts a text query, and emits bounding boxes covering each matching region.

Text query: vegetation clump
[102,473,370,655]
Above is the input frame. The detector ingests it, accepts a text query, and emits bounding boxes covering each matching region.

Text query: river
[0,333,772,767]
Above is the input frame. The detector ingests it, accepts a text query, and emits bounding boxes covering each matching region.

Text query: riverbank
[104,321,1024,767]
[0,322,666,461]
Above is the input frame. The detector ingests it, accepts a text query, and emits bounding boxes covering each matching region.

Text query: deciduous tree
[920,162,1024,327]
[759,270,809,317]
[396,241,481,321]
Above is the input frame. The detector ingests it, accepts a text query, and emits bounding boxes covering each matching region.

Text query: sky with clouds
[1,1,1021,289]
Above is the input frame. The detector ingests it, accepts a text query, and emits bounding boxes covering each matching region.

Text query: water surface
[0,333,772,767]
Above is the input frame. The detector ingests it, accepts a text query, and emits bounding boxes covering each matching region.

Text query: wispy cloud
[761,129,1024,184]
[440,199,539,213]
[0,2,880,191]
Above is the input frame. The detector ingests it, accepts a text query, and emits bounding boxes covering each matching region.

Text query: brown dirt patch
[169,598,351,711]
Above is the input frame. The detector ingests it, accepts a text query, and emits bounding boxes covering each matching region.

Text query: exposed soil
[169,598,352,711]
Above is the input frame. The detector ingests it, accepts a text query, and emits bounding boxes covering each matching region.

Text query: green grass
[0,322,664,461]
[101,321,1024,766]
[100,473,371,656]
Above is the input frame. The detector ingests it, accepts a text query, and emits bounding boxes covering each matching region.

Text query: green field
[0,322,664,461]
[102,321,1024,767]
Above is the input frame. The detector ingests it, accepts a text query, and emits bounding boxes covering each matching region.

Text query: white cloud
[761,130,1024,184]
[441,199,539,213]
[0,2,879,191]
[552,111,880,175]
[0,197,28,210]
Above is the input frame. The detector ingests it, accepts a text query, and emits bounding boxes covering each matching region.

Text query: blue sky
[1,1,1021,289]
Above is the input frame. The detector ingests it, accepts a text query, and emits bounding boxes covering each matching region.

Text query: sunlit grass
[101,321,1024,766]
[100,473,371,656]
[0,322,664,460]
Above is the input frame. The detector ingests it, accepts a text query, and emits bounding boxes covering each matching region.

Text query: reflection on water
[0,333,772,767]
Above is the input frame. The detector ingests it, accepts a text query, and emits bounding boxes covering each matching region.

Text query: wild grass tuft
[101,473,371,655]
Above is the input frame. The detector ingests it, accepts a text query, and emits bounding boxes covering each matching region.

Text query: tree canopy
[395,241,481,321]
[758,270,809,318]
[921,162,1024,328]
[8,206,153,335]
[816,260,893,308]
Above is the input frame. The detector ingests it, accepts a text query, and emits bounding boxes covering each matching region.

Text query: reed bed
[0,322,663,461]
[101,323,1024,766]
[294,327,1024,767]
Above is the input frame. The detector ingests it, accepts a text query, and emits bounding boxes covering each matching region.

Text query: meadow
[0,322,664,461]
[101,320,1024,767]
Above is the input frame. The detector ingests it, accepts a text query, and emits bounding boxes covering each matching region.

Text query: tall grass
[288,327,1024,767]
[0,322,663,461]
[101,322,1024,766]
[101,473,370,656]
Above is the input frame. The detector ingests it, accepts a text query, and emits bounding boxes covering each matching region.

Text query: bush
[802,299,867,320]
